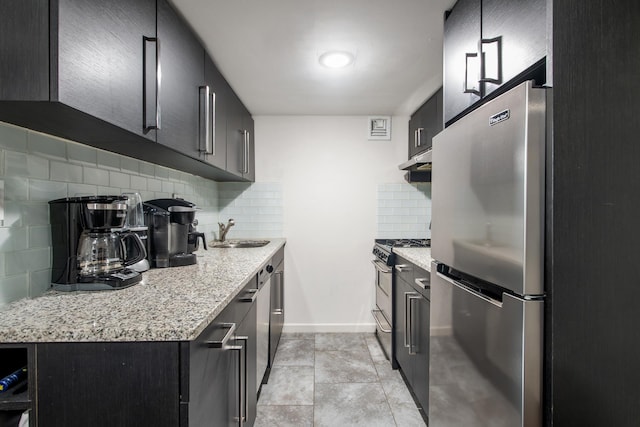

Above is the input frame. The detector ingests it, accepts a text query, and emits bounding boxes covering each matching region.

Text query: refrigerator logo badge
[489,109,510,126]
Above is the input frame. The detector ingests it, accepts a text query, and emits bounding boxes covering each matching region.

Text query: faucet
[218,219,235,242]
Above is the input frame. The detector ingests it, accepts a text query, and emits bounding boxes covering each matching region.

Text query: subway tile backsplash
[0,121,286,306]
[217,182,284,240]
[0,121,220,305]
[377,182,431,239]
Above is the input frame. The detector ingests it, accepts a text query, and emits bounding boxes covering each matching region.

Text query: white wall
[254,116,408,332]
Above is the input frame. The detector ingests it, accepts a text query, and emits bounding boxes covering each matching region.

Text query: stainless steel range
[372,239,430,361]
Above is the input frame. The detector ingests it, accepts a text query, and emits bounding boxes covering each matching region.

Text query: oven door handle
[371,309,391,333]
[371,260,392,274]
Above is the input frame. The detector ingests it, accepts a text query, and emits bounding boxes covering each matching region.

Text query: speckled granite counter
[0,239,285,343]
[393,247,432,271]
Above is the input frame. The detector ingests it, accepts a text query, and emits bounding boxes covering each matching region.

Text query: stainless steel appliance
[372,239,430,362]
[256,262,273,393]
[143,198,207,268]
[430,81,545,426]
[49,196,146,291]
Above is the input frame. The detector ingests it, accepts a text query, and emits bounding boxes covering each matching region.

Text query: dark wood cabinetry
[156,0,203,158]
[408,88,443,158]
[226,92,255,180]
[37,342,181,427]
[33,278,260,427]
[0,345,34,427]
[443,0,546,125]
[55,0,157,141]
[202,57,229,170]
[0,0,255,182]
[393,257,430,419]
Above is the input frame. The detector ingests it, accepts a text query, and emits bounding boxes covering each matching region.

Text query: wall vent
[368,116,391,140]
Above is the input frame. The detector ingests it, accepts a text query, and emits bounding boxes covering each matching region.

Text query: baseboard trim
[282,323,376,333]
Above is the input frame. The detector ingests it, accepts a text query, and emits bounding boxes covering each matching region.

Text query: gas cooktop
[374,238,431,249]
[373,238,431,266]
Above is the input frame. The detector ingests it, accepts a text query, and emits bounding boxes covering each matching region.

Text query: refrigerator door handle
[436,271,503,308]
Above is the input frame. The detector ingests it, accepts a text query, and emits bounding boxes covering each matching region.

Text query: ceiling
[170,0,456,116]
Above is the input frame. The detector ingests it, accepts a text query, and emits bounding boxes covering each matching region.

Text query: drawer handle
[395,264,412,272]
[239,288,258,303]
[414,277,430,290]
[205,322,236,348]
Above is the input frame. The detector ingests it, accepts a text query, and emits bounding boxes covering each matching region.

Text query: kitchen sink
[210,240,270,248]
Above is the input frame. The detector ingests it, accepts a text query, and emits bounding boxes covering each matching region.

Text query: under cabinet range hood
[398,149,432,171]
[399,149,432,182]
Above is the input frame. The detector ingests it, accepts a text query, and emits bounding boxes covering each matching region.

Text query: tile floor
[255,332,426,427]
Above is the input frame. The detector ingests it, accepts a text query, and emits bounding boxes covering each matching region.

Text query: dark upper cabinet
[408,87,443,158]
[443,0,481,126]
[0,0,254,182]
[226,92,255,180]
[243,111,256,182]
[0,0,156,141]
[156,0,203,158]
[443,0,546,125]
[202,57,229,170]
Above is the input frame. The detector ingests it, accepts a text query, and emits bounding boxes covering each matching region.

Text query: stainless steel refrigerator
[430,80,545,427]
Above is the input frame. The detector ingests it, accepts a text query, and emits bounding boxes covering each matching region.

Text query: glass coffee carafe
[77,231,146,278]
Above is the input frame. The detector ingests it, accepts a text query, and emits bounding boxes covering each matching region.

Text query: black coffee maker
[143,198,207,268]
[49,196,147,291]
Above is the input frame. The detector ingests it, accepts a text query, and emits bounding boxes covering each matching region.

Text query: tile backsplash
[377,182,431,239]
[0,122,222,305]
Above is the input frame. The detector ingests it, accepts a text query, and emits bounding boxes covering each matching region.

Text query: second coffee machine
[143,198,207,268]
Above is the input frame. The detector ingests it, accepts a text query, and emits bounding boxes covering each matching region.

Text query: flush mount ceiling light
[319,51,355,68]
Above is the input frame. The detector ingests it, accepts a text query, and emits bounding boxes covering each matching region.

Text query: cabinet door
[481,0,546,97]
[443,0,481,125]
[187,308,236,427]
[243,110,255,182]
[56,0,156,140]
[410,294,430,413]
[37,342,180,427]
[226,91,245,178]
[237,302,257,427]
[157,0,204,157]
[202,57,229,170]
[393,277,413,380]
[408,110,422,159]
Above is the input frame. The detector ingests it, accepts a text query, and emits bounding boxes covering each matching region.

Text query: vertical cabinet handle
[199,86,210,153]
[463,52,480,95]
[408,295,420,355]
[413,129,418,148]
[231,336,249,427]
[404,292,411,348]
[416,127,424,148]
[243,130,250,174]
[479,36,502,84]
[143,36,161,130]
[209,91,216,155]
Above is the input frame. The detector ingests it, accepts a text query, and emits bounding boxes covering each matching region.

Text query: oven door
[372,259,392,359]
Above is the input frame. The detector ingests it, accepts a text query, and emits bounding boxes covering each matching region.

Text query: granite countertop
[393,247,432,271]
[0,239,286,343]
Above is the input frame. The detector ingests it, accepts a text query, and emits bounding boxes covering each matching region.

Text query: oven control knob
[266,265,274,273]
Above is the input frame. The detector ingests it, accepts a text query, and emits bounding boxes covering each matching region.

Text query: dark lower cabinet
[34,279,260,427]
[37,342,181,427]
[269,256,285,371]
[393,258,430,419]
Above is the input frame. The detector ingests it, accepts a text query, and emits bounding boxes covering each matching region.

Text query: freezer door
[432,81,545,296]
[429,262,542,427]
